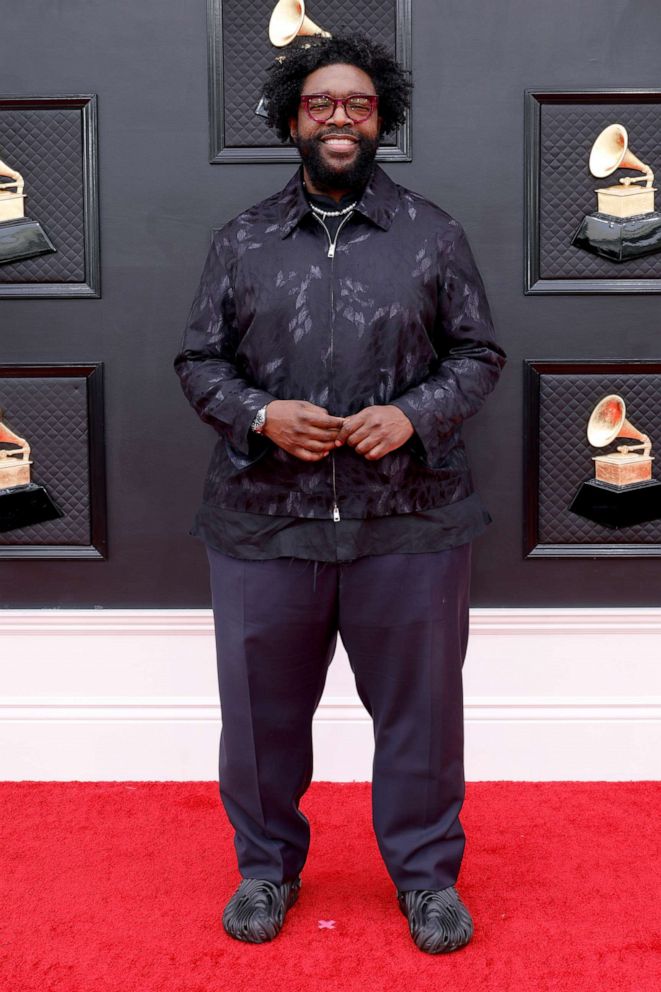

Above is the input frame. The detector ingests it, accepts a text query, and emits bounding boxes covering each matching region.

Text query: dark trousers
[206,543,471,892]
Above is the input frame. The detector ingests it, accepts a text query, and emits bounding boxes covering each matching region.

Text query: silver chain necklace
[309,200,357,219]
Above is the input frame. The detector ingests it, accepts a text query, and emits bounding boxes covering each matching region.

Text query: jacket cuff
[231,392,276,456]
[389,396,452,469]
[225,431,272,470]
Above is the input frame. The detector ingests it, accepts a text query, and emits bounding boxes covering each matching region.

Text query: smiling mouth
[321,136,359,158]
[320,135,359,150]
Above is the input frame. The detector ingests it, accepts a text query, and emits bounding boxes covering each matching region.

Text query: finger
[283,436,332,455]
[354,433,382,454]
[347,426,373,447]
[336,413,367,442]
[346,413,376,436]
[305,426,344,441]
[306,412,345,429]
[362,443,385,460]
[337,420,356,443]
[298,438,333,453]
[294,446,331,461]
[292,446,318,461]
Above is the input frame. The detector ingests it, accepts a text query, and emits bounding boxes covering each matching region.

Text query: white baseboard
[1,608,660,781]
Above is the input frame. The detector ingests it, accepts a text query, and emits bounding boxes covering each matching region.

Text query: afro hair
[262,33,412,142]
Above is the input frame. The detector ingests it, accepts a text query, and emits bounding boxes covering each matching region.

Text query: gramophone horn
[587,394,650,452]
[0,414,30,457]
[269,0,331,47]
[589,123,654,187]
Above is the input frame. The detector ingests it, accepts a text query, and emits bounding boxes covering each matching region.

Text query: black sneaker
[222,876,302,944]
[397,885,474,954]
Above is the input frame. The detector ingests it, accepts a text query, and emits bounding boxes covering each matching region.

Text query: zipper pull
[327,242,335,259]
[332,503,341,522]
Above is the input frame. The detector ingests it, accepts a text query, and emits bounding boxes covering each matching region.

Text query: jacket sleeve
[173,232,276,459]
[389,222,506,469]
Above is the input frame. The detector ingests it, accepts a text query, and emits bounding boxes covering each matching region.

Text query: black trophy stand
[571,210,661,263]
[569,477,661,528]
[0,482,62,533]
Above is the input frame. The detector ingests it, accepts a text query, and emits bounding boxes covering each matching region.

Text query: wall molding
[2,694,660,722]
[1,608,660,781]
[3,605,661,633]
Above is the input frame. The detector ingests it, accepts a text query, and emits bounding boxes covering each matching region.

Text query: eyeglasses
[300,93,378,124]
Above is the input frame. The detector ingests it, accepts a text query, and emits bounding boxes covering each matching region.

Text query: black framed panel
[208,0,411,163]
[0,95,100,298]
[524,360,661,558]
[0,364,107,559]
[524,90,661,295]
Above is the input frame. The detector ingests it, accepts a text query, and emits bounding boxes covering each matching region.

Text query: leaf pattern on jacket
[174,165,506,518]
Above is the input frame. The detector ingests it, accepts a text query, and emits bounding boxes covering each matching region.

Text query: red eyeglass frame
[300,93,379,124]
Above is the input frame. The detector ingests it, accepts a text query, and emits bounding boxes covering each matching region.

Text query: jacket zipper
[312,211,354,522]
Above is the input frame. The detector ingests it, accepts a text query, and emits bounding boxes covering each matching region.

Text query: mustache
[317,129,362,141]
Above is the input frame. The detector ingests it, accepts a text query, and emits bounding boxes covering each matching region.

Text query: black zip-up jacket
[174,165,506,520]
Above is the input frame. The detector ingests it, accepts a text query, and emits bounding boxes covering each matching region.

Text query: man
[175,34,505,955]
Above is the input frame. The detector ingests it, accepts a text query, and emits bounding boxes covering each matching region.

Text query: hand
[335,405,414,461]
[263,400,344,462]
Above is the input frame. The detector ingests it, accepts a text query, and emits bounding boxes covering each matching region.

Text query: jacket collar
[279,163,399,239]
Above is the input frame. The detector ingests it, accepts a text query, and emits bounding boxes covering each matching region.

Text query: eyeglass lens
[306,96,374,122]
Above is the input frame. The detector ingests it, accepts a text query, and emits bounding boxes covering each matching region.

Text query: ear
[289,115,298,141]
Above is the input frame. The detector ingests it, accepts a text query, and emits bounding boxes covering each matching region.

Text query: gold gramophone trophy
[255,2,331,117]
[0,412,60,533]
[569,395,661,527]
[571,124,661,262]
[0,154,56,265]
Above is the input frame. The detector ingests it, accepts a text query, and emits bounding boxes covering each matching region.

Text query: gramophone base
[0,483,61,533]
[0,216,57,265]
[569,478,661,529]
[593,453,653,487]
[571,211,661,262]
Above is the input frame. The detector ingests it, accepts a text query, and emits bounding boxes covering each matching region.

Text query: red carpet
[0,782,659,991]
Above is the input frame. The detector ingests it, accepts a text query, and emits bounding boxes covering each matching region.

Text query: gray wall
[2,0,661,607]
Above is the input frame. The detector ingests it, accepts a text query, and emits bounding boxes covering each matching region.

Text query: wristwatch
[250,404,268,434]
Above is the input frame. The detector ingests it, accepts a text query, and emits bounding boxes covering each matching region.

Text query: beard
[294,131,379,193]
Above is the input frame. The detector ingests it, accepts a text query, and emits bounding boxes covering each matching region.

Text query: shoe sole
[285,878,301,912]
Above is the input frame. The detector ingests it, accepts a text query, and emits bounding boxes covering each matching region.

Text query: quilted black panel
[220,0,398,148]
[0,107,85,283]
[539,102,661,280]
[537,372,661,545]
[0,377,90,545]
